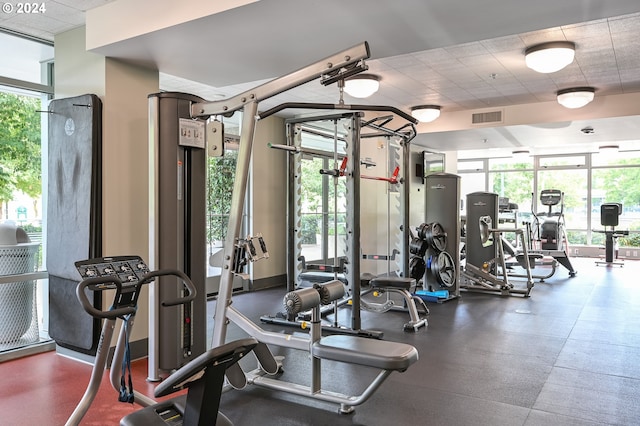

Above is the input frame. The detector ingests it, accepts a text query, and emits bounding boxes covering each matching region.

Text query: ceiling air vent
[471,110,503,124]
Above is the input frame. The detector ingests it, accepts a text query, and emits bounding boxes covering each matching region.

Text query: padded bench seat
[369,276,415,290]
[311,335,418,371]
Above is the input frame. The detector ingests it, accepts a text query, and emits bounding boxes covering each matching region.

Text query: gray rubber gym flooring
[213,257,640,425]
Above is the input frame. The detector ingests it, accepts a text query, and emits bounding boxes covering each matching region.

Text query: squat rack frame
[277,111,416,333]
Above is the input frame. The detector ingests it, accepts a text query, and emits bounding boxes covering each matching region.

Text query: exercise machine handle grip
[139,269,198,307]
[76,277,137,319]
[319,168,339,176]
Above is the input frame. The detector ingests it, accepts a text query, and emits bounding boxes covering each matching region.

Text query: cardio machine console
[75,255,151,288]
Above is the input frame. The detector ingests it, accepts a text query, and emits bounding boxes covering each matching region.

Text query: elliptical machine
[527,189,577,277]
[66,255,259,426]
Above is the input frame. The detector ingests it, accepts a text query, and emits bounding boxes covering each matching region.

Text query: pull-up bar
[319,156,400,184]
[191,42,371,118]
[259,102,417,126]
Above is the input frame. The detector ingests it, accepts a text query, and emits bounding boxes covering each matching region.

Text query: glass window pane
[537,169,588,231]
[300,121,347,155]
[592,150,640,167]
[488,170,534,212]
[0,91,43,235]
[460,172,485,215]
[457,160,484,172]
[489,156,533,170]
[592,168,640,231]
[0,33,53,84]
[297,155,348,263]
[539,155,586,168]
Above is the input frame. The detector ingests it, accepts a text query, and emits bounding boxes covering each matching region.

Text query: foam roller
[283,287,321,315]
[315,280,345,305]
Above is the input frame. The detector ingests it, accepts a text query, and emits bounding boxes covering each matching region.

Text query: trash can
[0,223,40,346]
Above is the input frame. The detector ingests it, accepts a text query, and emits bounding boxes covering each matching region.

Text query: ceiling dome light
[343,74,380,98]
[525,41,575,73]
[411,105,441,123]
[556,87,595,109]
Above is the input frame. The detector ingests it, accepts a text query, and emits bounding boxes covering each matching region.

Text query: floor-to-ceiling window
[488,156,535,211]
[458,150,640,249]
[536,155,589,244]
[458,159,486,217]
[591,150,640,247]
[0,30,53,358]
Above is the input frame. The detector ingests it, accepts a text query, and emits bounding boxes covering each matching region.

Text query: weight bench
[312,334,417,371]
[311,334,418,413]
[364,276,428,331]
[246,281,419,414]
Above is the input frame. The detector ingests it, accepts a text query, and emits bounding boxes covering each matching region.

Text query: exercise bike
[594,202,628,266]
[66,255,258,426]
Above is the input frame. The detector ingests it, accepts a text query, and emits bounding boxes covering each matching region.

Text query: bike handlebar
[76,276,136,319]
[76,269,197,319]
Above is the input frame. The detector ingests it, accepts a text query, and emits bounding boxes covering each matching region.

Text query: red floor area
[2,351,164,426]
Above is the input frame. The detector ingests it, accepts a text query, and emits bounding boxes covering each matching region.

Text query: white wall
[54,27,105,99]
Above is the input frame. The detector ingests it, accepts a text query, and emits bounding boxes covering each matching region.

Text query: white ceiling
[2,0,640,157]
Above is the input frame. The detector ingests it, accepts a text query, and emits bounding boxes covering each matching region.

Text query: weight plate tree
[426,251,456,288]
[424,173,461,297]
[416,222,447,253]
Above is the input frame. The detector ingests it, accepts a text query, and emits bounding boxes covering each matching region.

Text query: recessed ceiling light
[557,87,595,109]
[410,105,441,123]
[343,74,380,98]
[525,41,576,73]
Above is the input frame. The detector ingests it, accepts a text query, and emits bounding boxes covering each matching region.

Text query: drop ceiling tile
[445,41,490,58]
[398,63,435,79]
[387,78,431,94]
[459,80,493,92]
[412,48,458,64]
[491,49,529,70]
[39,2,85,24]
[505,93,540,104]
[561,21,611,40]
[519,28,567,46]
[1,16,66,39]
[496,83,529,96]
[619,69,640,81]
[385,54,422,70]
[616,54,640,70]
[424,78,463,90]
[458,54,506,72]
[52,0,114,11]
[575,36,614,53]
[480,35,526,53]
[608,14,640,32]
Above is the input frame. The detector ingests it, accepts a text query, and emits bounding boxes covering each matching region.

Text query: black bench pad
[311,335,418,371]
[369,276,415,290]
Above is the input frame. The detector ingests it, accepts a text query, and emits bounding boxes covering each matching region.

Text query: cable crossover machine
[148,41,421,415]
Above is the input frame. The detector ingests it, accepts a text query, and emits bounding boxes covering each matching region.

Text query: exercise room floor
[3,257,640,425]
